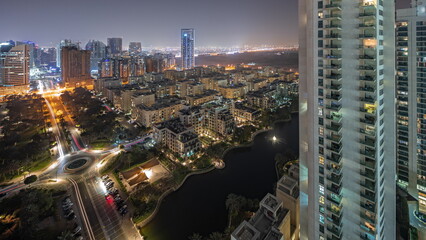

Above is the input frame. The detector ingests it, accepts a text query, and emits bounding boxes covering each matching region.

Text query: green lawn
[91,139,112,149]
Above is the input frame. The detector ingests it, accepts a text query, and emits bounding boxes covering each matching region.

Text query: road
[1,80,142,240]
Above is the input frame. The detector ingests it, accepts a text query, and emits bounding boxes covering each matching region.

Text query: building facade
[129,42,142,55]
[85,40,107,71]
[299,0,396,239]
[107,38,123,56]
[396,0,426,216]
[0,44,30,86]
[181,28,195,70]
[61,46,91,87]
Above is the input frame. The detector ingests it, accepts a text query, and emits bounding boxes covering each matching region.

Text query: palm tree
[208,232,223,240]
[225,194,241,227]
[188,233,203,240]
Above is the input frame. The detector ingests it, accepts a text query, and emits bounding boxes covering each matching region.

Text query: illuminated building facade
[396,0,426,217]
[61,46,91,87]
[181,28,195,69]
[0,44,30,86]
[85,40,107,71]
[129,42,142,55]
[299,0,396,239]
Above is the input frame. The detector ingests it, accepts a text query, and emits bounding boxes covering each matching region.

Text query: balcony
[361,191,376,202]
[324,34,342,39]
[327,204,343,217]
[360,128,376,136]
[326,104,342,111]
[324,14,342,19]
[327,144,342,154]
[325,3,342,10]
[326,74,342,80]
[359,54,376,60]
[326,84,342,90]
[361,169,376,181]
[327,225,342,238]
[359,75,376,82]
[326,133,342,143]
[325,64,342,69]
[327,173,342,185]
[360,159,376,170]
[360,96,375,104]
[359,23,376,29]
[326,94,342,101]
[360,211,376,225]
[358,65,375,71]
[360,149,376,158]
[359,12,376,18]
[327,154,342,164]
[359,107,376,115]
[326,114,342,123]
[360,137,375,147]
[361,180,375,191]
[324,24,342,29]
[359,86,376,93]
[324,45,342,50]
[360,202,376,213]
[359,34,375,39]
[360,116,376,125]
[327,123,342,132]
[325,54,342,59]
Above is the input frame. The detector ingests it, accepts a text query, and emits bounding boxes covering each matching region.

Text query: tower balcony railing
[326,74,342,80]
[324,64,342,69]
[358,65,375,71]
[324,24,342,29]
[360,159,376,170]
[326,204,343,217]
[360,202,376,213]
[324,14,342,19]
[359,76,376,82]
[359,34,376,39]
[327,184,342,195]
[358,23,376,29]
[360,138,375,147]
[359,12,376,18]
[360,128,376,137]
[360,180,375,192]
[327,225,343,238]
[361,191,376,202]
[359,54,376,60]
[325,3,342,9]
[359,96,375,104]
[359,86,376,93]
[325,54,342,59]
[360,169,376,181]
[326,163,342,175]
[326,154,342,164]
[326,94,342,101]
[326,124,342,132]
[326,84,342,90]
[326,144,342,154]
[326,134,342,143]
[360,117,376,125]
[360,211,376,225]
[326,114,342,123]
[327,173,343,185]
[324,34,342,39]
[359,107,376,115]
[360,149,376,158]
[326,104,342,111]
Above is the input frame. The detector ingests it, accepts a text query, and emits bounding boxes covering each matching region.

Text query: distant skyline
[1,0,410,48]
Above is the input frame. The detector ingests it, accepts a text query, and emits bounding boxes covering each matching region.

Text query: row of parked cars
[62,196,83,240]
[102,175,128,216]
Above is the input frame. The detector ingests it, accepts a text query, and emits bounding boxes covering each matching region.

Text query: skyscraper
[299,0,396,239]
[0,44,30,86]
[181,28,195,69]
[107,38,122,56]
[61,46,91,87]
[85,40,107,71]
[129,42,142,55]
[56,39,77,68]
[396,0,426,218]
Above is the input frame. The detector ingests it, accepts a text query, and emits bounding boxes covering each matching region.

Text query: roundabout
[62,153,96,174]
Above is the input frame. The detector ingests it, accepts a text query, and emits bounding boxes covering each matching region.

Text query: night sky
[1,0,411,48]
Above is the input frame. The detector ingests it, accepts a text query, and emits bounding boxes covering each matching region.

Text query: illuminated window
[319,214,325,224]
[319,156,325,165]
[319,196,325,204]
[319,185,324,195]
[319,127,324,136]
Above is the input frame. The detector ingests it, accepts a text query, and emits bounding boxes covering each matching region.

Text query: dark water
[141,115,299,240]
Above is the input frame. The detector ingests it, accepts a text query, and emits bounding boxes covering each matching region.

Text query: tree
[208,232,224,240]
[188,233,203,240]
[24,175,37,184]
[225,194,241,227]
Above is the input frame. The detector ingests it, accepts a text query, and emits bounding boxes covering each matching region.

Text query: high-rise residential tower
[129,42,142,55]
[56,39,77,68]
[61,46,91,87]
[181,28,195,69]
[107,38,123,56]
[396,0,426,217]
[0,44,30,86]
[299,0,396,239]
[85,40,107,71]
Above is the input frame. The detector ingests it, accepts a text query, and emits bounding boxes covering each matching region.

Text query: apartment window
[319,214,325,224]
[319,185,325,195]
[319,156,325,165]
[319,196,325,204]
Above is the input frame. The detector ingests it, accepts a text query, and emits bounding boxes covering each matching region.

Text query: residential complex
[60,46,91,87]
[299,0,396,239]
[0,44,30,86]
